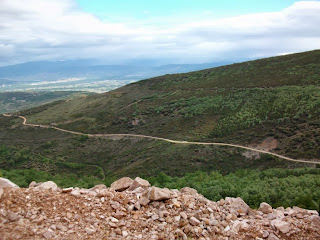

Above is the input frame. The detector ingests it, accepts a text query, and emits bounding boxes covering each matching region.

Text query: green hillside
[0,50,319,180]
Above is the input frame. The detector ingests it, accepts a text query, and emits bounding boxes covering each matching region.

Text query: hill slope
[0,50,319,178]
[0,91,94,114]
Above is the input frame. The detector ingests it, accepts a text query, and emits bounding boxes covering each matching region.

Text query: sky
[76,0,299,22]
[0,0,320,66]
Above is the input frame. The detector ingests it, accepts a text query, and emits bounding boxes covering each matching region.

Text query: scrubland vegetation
[1,50,319,211]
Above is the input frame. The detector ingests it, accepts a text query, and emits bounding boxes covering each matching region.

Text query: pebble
[62,187,73,193]
[180,212,188,220]
[7,211,19,222]
[268,233,280,240]
[43,230,54,239]
[189,216,200,226]
[70,190,81,197]
[110,217,119,223]
[174,215,181,222]
[263,230,270,238]
[85,227,96,235]
[122,230,129,237]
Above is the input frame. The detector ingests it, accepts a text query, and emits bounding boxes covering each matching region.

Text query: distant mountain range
[0,59,236,92]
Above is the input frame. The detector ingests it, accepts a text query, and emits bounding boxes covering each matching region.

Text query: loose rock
[111,177,133,191]
[7,211,19,222]
[85,227,96,235]
[90,184,107,192]
[29,181,37,188]
[179,187,197,195]
[43,229,54,239]
[259,202,273,214]
[62,187,73,193]
[267,233,279,240]
[149,187,171,201]
[271,219,291,234]
[0,177,19,188]
[70,189,81,197]
[128,177,151,190]
[36,181,58,191]
[189,216,200,226]
[180,212,188,220]
[225,197,250,215]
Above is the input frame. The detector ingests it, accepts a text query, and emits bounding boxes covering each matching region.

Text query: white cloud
[0,0,320,65]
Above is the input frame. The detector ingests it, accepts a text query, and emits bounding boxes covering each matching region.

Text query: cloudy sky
[0,0,320,66]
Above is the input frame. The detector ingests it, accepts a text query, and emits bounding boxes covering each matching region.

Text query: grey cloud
[0,0,320,66]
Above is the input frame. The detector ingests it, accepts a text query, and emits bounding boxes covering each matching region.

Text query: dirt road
[4,114,320,165]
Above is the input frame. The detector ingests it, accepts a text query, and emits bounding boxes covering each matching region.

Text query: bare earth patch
[243,137,278,160]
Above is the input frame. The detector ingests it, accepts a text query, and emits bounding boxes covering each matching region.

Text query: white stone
[189,216,200,226]
[36,181,58,191]
[43,229,54,239]
[29,181,37,188]
[232,220,241,233]
[259,202,273,214]
[110,217,119,223]
[85,227,96,235]
[0,177,19,188]
[7,211,19,222]
[122,230,129,237]
[268,233,279,240]
[90,184,107,192]
[179,187,197,195]
[225,197,250,215]
[263,230,270,238]
[128,177,150,190]
[180,212,188,220]
[62,187,73,193]
[149,187,171,201]
[271,219,291,234]
[70,189,81,197]
[111,177,133,192]
[307,210,319,215]
[240,222,250,231]
[310,215,320,228]
[139,196,150,206]
[152,214,159,220]
[96,189,110,197]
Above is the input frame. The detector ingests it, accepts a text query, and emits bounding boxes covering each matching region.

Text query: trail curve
[3,114,320,165]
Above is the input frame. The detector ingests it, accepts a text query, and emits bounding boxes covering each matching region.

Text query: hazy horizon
[1,0,320,66]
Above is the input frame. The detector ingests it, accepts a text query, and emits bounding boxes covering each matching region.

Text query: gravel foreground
[0,177,319,240]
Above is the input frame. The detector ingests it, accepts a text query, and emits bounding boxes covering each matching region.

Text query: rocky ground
[0,177,320,240]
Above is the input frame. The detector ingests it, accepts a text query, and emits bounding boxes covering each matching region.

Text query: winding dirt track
[3,114,320,165]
